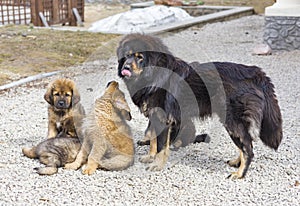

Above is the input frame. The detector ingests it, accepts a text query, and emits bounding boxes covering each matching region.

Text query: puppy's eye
[65,93,71,97]
[53,93,59,96]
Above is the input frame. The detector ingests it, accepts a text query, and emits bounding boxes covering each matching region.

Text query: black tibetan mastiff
[117,33,282,179]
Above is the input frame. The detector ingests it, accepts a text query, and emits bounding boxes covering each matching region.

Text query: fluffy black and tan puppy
[117,33,282,179]
[44,78,85,139]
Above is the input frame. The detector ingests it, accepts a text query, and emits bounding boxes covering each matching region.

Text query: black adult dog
[117,33,282,179]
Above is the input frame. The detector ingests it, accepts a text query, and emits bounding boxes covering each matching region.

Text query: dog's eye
[65,93,71,97]
[53,93,59,96]
[135,53,144,62]
[125,53,132,58]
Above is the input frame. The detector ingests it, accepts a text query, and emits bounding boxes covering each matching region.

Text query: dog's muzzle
[56,100,66,109]
[121,64,132,78]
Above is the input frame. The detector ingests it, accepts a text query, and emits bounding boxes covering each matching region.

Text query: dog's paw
[22,147,36,158]
[137,140,150,146]
[82,165,97,175]
[227,159,241,168]
[64,162,80,170]
[34,167,58,175]
[139,154,155,163]
[226,172,244,180]
[146,161,165,171]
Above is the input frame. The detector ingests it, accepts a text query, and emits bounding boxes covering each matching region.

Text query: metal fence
[0,0,84,26]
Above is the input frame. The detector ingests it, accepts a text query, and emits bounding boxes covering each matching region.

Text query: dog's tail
[260,77,283,150]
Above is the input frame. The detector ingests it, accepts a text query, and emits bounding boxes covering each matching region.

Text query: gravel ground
[0,15,299,205]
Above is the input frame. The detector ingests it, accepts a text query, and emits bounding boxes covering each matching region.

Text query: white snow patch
[88,5,193,34]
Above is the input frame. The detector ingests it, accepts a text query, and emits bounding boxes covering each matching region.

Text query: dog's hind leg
[35,154,61,175]
[22,146,37,159]
[226,90,264,179]
[227,149,241,168]
[82,139,107,175]
[65,140,89,170]
[226,129,254,179]
[35,166,58,175]
[99,155,134,171]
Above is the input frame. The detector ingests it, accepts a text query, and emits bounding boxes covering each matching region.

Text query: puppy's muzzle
[56,100,66,109]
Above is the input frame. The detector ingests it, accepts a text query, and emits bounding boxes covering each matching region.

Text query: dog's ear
[112,91,130,113]
[114,96,132,121]
[72,86,81,106]
[105,81,119,95]
[44,85,54,105]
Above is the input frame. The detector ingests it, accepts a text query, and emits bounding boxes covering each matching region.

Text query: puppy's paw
[34,166,58,175]
[82,165,97,175]
[22,147,36,158]
[139,154,155,163]
[64,162,81,170]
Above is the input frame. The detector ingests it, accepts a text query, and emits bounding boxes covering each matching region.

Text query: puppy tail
[22,146,37,159]
[260,78,283,150]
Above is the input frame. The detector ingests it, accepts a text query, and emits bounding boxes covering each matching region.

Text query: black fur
[117,34,282,178]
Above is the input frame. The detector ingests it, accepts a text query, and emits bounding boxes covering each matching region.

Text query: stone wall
[175,0,274,13]
[85,0,148,4]
[264,16,300,50]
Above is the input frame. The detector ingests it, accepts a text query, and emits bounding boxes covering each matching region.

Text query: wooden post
[68,0,77,26]
[52,0,59,24]
[30,0,43,26]
[81,0,84,22]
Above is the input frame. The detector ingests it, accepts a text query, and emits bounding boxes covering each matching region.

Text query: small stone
[252,44,272,55]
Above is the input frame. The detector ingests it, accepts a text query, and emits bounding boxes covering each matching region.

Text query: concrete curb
[0,71,61,91]
[145,6,254,34]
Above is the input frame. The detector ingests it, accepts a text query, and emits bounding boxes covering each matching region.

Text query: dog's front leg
[139,125,157,163]
[137,121,151,146]
[139,108,168,166]
[47,120,58,138]
[146,126,171,171]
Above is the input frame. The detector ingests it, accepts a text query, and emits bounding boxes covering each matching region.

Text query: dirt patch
[0,3,128,86]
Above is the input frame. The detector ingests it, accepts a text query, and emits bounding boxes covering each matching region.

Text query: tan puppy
[65,81,134,175]
[44,78,85,139]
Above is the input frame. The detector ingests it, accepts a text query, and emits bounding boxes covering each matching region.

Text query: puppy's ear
[115,95,132,121]
[105,81,119,95]
[112,92,130,113]
[72,86,81,105]
[121,110,132,121]
[44,85,54,105]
